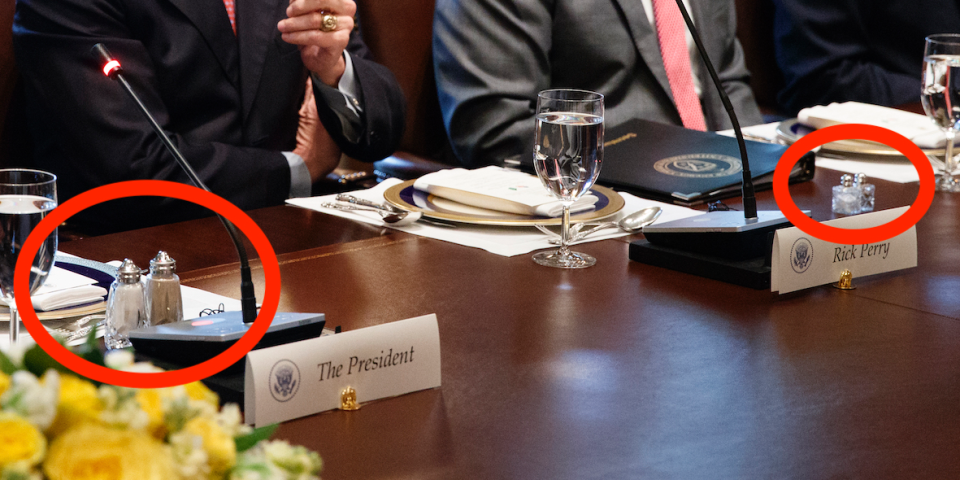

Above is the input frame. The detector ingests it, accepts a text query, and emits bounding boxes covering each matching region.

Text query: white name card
[771,207,917,294]
[244,314,441,426]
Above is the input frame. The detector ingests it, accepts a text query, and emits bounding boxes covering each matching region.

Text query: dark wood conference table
[59,168,960,479]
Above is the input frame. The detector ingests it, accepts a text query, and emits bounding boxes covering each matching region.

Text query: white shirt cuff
[338,52,362,117]
[283,151,312,198]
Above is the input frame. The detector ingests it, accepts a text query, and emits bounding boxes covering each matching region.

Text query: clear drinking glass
[532,89,604,268]
[922,34,960,192]
[0,169,57,345]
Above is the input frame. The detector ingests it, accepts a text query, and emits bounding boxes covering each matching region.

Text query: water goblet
[0,169,58,345]
[532,89,604,268]
[922,34,960,192]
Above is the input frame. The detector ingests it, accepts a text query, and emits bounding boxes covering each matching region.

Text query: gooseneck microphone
[92,43,258,324]
[639,0,794,261]
[92,44,326,385]
[673,0,757,221]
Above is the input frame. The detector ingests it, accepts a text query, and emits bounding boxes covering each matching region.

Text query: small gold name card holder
[244,314,441,426]
[770,207,917,294]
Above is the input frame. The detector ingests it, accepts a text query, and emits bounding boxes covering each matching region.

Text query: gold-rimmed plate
[776,118,946,157]
[383,180,625,226]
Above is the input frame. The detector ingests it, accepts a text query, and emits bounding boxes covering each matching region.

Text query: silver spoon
[321,202,423,226]
[549,206,662,244]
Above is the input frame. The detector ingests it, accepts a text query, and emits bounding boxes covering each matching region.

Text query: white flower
[0,341,32,369]
[0,370,59,430]
[97,385,149,430]
[169,429,211,480]
[229,441,320,480]
[162,386,217,435]
[104,349,135,370]
[216,404,252,438]
[263,440,322,480]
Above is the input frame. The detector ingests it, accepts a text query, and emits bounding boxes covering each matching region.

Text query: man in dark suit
[773,0,960,114]
[13,0,405,233]
[433,0,763,168]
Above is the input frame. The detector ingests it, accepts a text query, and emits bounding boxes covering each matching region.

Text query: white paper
[771,207,917,294]
[180,285,242,319]
[244,314,441,426]
[287,179,703,257]
[413,166,598,216]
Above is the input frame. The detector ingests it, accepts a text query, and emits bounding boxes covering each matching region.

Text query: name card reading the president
[244,314,441,426]
[771,207,917,294]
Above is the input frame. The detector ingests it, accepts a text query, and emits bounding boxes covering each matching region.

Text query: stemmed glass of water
[0,169,57,345]
[532,89,604,268]
[922,34,960,192]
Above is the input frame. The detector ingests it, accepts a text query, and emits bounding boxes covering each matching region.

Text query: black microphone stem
[94,44,258,323]
[673,0,758,220]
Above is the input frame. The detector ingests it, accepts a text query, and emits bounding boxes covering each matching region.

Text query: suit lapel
[166,0,240,89]
[236,0,284,121]
[611,0,674,103]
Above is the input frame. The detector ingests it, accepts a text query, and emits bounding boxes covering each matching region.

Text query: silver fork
[50,314,105,343]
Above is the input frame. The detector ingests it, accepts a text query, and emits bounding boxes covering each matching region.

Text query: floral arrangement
[0,338,322,480]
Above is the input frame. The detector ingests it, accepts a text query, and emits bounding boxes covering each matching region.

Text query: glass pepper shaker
[832,174,860,215]
[144,251,183,326]
[105,259,144,350]
[855,172,875,213]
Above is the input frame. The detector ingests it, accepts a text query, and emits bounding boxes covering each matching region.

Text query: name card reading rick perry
[771,207,917,294]
[244,314,441,426]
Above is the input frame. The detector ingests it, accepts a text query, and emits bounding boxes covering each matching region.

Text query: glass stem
[559,204,572,256]
[9,301,18,345]
[945,129,957,183]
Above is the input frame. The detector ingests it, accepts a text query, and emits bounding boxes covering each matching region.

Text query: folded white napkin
[413,166,598,217]
[797,101,944,148]
[287,179,703,257]
[29,285,107,311]
[0,266,106,312]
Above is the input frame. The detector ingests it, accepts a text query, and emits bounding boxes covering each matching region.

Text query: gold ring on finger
[320,13,338,32]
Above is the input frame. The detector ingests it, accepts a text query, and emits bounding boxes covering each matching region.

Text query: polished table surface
[60,169,960,479]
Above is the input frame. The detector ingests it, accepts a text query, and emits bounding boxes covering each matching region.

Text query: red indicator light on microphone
[102,59,121,76]
[191,320,215,327]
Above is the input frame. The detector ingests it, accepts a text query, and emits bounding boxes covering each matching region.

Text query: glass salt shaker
[855,172,875,213]
[832,174,860,215]
[105,259,144,350]
[144,251,183,326]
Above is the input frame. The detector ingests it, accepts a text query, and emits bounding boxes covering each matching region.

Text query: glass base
[936,174,960,192]
[533,250,596,269]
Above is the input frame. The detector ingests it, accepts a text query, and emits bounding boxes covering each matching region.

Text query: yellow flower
[135,388,166,439]
[43,424,176,480]
[0,411,46,467]
[47,375,102,438]
[0,372,10,398]
[184,381,219,408]
[182,416,236,479]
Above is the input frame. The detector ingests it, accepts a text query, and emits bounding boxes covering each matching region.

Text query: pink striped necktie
[223,0,237,34]
[651,0,707,131]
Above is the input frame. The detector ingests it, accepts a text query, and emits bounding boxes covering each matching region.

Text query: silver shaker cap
[149,251,177,275]
[117,258,141,283]
[841,174,854,187]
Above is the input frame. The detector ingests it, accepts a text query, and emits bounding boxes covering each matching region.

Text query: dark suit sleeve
[433,0,552,168]
[772,0,919,114]
[12,0,291,230]
[703,0,764,129]
[312,14,406,162]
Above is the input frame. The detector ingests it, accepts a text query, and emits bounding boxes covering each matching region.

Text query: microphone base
[632,211,799,289]
[629,239,773,290]
[641,211,792,260]
[129,311,326,373]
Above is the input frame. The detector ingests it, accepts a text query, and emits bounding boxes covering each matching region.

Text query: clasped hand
[278,0,356,87]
